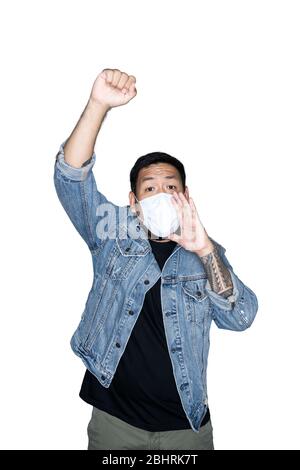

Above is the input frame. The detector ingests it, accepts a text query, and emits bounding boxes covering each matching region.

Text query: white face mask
[135,192,180,238]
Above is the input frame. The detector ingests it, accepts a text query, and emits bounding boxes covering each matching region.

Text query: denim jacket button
[116,342,121,348]
[128,310,134,315]
[144,280,150,285]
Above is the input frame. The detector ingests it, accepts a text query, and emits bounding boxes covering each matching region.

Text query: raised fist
[89,68,137,109]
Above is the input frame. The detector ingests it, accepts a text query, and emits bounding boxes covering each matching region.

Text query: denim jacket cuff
[55,139,96,181]
[205,268,241,311]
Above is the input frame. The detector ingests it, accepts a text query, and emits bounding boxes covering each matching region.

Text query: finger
[189,197,204,226]
[181,201,193,238]
[117,72,129,90]
[172,191,183,208]
[189,197,197,218]
[127,79,137,96]
[178,194,191,229]
[171,197,183,226]
[178,192,189,207]
[189,197,197,212]
[180,193,192,221]
[104,69,114,84]
[125,75,136,87]
[112,69,122,87]
[128,75,136,83]
[129,83,137,96]
[188,198,197,231]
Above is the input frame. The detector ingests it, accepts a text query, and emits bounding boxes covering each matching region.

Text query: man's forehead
[138,163,180,181]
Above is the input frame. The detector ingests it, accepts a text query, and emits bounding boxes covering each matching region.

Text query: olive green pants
[87,407,214,450]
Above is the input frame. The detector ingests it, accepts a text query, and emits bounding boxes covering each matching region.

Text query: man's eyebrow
[140,175,178,183]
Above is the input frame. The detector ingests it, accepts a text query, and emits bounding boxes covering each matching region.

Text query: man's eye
[168,185,176,190]
[145,187,155,192]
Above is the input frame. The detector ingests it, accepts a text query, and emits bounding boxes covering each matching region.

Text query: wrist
[194,240,215,258]
[88,96,111,113]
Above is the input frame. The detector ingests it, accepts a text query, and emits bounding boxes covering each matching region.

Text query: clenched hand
[90,68,137,110]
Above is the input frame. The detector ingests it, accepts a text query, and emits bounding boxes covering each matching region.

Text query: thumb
[128,81,137,96]
[169,233,180,243]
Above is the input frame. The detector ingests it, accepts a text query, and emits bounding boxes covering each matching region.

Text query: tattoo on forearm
[200,244,234,298]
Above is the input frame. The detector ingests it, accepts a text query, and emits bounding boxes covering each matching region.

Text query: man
[53,68,258,450]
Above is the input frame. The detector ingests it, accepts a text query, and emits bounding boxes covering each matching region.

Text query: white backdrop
[1,0,299,450]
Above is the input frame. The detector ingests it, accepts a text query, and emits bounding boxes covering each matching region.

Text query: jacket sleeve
[53,140,118,253]
[205,239,259,331]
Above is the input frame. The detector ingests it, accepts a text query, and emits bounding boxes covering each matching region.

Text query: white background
[1,0,299,450]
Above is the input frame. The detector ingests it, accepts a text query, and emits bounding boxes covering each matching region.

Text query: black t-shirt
[79,238,210,431]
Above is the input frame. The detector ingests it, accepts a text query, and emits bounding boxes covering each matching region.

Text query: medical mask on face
[134,192,180,238]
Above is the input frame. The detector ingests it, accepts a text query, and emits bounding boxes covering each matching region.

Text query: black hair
[130,151,186,196]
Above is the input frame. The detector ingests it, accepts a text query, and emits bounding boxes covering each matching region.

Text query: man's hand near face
[169,192,234,299]
[169,191,213,256]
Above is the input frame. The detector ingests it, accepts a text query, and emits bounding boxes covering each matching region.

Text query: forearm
[198,242,234,298]
[63,97,110,168]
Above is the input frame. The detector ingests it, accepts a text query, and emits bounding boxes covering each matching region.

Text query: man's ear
[184,186,189,200]
[129,191,137,212]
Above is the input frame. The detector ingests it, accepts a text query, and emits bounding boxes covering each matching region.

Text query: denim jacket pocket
[106,237,150,280]
[182,278,209,326]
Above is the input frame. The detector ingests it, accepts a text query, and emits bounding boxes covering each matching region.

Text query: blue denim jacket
[53,141,258,433]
